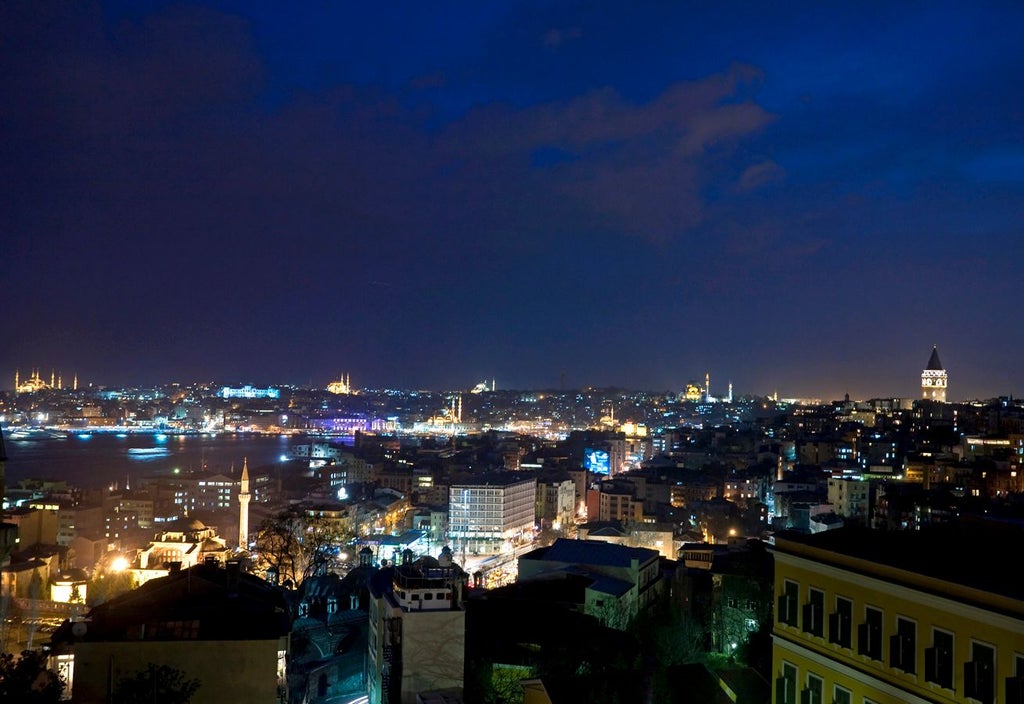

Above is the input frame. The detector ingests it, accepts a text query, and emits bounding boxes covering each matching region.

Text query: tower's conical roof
[926,346,943,370]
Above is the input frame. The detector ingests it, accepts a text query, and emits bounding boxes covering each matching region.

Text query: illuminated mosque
[326,373,353,395]
[682,373,733,403]
[14,368,77,394]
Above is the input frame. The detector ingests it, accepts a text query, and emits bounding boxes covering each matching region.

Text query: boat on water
[126,447,171,456]
[7,427,67,440]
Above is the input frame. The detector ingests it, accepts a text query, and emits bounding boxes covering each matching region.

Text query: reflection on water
[3,432,328,489]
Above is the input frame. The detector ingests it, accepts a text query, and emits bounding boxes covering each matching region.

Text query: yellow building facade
[771,526,1024,704]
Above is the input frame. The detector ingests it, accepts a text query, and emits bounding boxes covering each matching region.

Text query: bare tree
[253,506,353,587]
[112,663,199,704]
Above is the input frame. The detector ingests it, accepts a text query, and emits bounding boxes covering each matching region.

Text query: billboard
[585,448,610,475]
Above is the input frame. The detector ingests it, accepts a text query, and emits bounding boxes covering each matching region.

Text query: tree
[0,649,64,703]
[87,570,136,607]
[253,506,353,586]
[112,663,200,704]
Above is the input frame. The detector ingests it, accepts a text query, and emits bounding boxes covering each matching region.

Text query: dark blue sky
[3,1,1023,400]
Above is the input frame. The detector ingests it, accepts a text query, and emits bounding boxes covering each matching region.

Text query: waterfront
[2,431,338,490]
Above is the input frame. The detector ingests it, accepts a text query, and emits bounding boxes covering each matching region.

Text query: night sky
[3,2,1023,400]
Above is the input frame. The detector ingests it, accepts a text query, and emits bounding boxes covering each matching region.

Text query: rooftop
[773,521,1024,604]
[50,561,290,644]
[522,538,659,569]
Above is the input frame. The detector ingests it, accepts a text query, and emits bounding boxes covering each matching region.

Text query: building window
[925,629,953,689]
[804,673,823,704]
[776,662,797,704]
[889,617,916,674]
[829,597,852,649]
[857,607,882,661]
[778,580,799,627]
[1007,655,1024,704]
[833,685,852,704]
[965,641,995,704]
[55,654,74,701]
[802,588,824,638]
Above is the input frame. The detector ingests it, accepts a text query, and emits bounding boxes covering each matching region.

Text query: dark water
[3,432,319,490]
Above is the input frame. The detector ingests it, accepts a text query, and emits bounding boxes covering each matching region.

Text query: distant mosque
[681,373,732,403]
[14,368,78,394]
[326,373,353,395]
[921,345,948,402]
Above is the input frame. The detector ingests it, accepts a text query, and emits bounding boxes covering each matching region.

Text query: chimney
[226,559,240,595]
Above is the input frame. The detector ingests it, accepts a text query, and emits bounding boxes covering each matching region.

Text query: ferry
[7,428,67,441]
[126,447,171,457]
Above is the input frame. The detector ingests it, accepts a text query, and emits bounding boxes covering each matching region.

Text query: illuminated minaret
[238,458,251,549]
[705,372,711,401]
[73,373,78,391]
[727,381,733,403]
[921,345,948,402]
[14,370,18,391]
[0,421,7,513]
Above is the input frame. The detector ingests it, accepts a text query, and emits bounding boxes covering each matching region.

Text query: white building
[367,548,468,704]
[448,473,536,554]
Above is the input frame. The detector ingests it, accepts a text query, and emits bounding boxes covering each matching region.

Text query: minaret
[73,373,78,391]
[0,421,7,513]
[921,345,948,402]
[238,457,251,549]
[14,370,18,392]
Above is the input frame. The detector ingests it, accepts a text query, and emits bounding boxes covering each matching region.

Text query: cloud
[439,64,774,241]
[736,160,785,192]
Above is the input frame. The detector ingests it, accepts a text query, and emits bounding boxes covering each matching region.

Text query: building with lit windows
[129,518,231,586]
[536,477,576,531]
[448,473,536,554]
[771,523,1024,704]
[367,547,469,704]
[826,477,870,521]
[218,384,280,399]
[597,482,644,523]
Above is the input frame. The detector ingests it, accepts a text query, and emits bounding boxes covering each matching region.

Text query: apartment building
[771,523,1024,704]
[449,472,536,554]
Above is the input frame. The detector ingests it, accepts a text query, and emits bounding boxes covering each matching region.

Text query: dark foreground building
[50,560,291,703]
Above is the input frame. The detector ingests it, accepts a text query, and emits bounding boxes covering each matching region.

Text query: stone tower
[921,345,948,402]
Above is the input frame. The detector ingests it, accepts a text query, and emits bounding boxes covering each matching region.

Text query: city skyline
[4,3,1023,400]
[1,344,1008,405]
